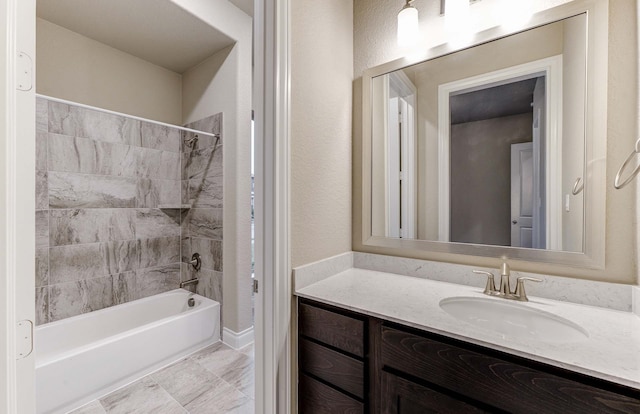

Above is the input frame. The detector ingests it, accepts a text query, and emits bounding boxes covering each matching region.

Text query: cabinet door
[299,373,364,414]
[381,372,488,414]
[381,326,640,414]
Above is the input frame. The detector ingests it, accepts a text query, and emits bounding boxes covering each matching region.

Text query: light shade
[397,4,419,48]
[495,0,534,30]
[445,0,471,35]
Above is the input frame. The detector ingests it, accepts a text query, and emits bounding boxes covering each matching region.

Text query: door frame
[1,0,37,412]
[437,55,563,245]
[254,0,292,412]
[385,72,417,239]
[2,0,292,413]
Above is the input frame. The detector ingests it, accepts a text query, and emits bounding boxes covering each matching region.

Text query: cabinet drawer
[299,302,364,357]
[381,326,640,414]
[299,373,364,414]
[300,338,364,398]
[381,371,488,414]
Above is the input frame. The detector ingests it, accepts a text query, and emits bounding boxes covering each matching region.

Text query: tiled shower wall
[35,97,223,325]
[180,116,224,312]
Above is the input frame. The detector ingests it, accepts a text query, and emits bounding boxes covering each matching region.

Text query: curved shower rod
[36,94,220,139]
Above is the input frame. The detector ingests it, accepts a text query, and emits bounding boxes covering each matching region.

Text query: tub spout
[180,278,199,289]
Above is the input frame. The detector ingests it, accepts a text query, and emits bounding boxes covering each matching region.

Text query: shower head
[184,134,199,148]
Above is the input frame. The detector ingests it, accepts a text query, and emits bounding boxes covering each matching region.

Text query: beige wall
[291,0,354,268]
[36,18,183,125]
[354,0,639,283]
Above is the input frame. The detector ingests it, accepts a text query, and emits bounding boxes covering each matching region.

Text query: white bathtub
[35,289,220,414]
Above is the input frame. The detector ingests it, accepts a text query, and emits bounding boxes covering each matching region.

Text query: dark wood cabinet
[298,299,368,413]
[297,298,640,414]
[380,372,488,414]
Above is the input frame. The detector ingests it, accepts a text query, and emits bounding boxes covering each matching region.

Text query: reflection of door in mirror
[372,72,417,239]
[447,69,555,250]
[511,142,534,248]
[447,72,553,249]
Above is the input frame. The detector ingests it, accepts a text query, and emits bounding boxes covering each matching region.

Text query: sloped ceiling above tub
[37,0,235,73]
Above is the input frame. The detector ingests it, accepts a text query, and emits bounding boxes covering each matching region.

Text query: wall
[353,0,639,283]
[35,97,225,325]
[291,0,354,268]
[35,97,182,324]
[36,18,182,125]
[450,113,533,245]
[175,0,253,334]
[180,114,224,323]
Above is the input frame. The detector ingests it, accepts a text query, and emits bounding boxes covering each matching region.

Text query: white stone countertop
[295,268,640,390]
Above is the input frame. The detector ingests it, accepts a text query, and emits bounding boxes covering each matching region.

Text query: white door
[1,0,37,412]
[386,71,417,239]
[511,142,534,248]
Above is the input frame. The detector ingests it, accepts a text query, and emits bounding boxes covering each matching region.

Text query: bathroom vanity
[295,268,640,414]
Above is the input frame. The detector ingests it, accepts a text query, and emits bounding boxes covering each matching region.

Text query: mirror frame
[360,0,607,269]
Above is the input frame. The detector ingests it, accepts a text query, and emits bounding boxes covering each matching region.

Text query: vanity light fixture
[495,0,534,30]
[397,0,419,47]
[445,0,472,44]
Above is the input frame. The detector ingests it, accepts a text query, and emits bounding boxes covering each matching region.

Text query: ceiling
[450,78,540,125]
[36,0,235,73]
[229,0,254,17]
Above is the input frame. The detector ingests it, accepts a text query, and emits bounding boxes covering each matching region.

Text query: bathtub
[35,289,220,414]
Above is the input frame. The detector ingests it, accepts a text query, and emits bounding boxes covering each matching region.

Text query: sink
[439,297,588,343]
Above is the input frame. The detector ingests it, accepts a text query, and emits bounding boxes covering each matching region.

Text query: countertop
[295,268,640,390]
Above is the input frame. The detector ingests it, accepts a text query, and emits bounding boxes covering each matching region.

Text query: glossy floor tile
[69,343,254,414]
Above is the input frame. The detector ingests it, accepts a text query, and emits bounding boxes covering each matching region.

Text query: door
[511,142,534,248]
[386,71,417,239]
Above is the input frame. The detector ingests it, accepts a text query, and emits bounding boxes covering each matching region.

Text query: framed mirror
[361,0,607,268]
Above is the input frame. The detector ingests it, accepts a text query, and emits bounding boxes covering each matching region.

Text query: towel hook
[614,138,640,190]
[571,177,584,195]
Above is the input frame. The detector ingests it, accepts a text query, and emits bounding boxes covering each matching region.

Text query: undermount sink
[439,297,589,343]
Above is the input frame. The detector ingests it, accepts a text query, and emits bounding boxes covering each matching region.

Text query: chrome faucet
[473,263,541,302]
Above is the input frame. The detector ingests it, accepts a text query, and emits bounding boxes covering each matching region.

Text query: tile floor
[70,342,254,414]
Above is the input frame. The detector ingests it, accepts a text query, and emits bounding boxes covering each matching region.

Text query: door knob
[512,220,518,225]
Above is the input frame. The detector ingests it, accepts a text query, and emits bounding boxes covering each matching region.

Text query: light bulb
[445,0,472,44]
[397,3,419,48]
[495,0,534,30]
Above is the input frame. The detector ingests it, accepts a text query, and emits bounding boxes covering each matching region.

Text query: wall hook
[614,138,640,190]
[571,177,584,195]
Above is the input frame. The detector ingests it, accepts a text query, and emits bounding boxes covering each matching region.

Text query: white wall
[174,0,253,334]
[353,0,639,284]
[36,18,183,125]
[291,0,354,267]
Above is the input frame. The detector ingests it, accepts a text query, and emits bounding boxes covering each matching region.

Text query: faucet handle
[514,277,542,302]
[473,270,497,295]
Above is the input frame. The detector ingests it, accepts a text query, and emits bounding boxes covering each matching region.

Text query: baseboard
[222,326,254,349]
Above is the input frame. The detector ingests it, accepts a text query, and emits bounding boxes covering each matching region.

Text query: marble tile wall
[35,97,224,325]
[180,114,224,315]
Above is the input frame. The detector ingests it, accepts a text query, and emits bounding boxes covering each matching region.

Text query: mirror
[362,1,607,268]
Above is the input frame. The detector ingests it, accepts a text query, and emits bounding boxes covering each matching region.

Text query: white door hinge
[16,320,33,359]
[16,52,33,91]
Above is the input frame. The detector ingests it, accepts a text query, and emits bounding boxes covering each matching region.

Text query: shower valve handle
[189,253,202,271]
